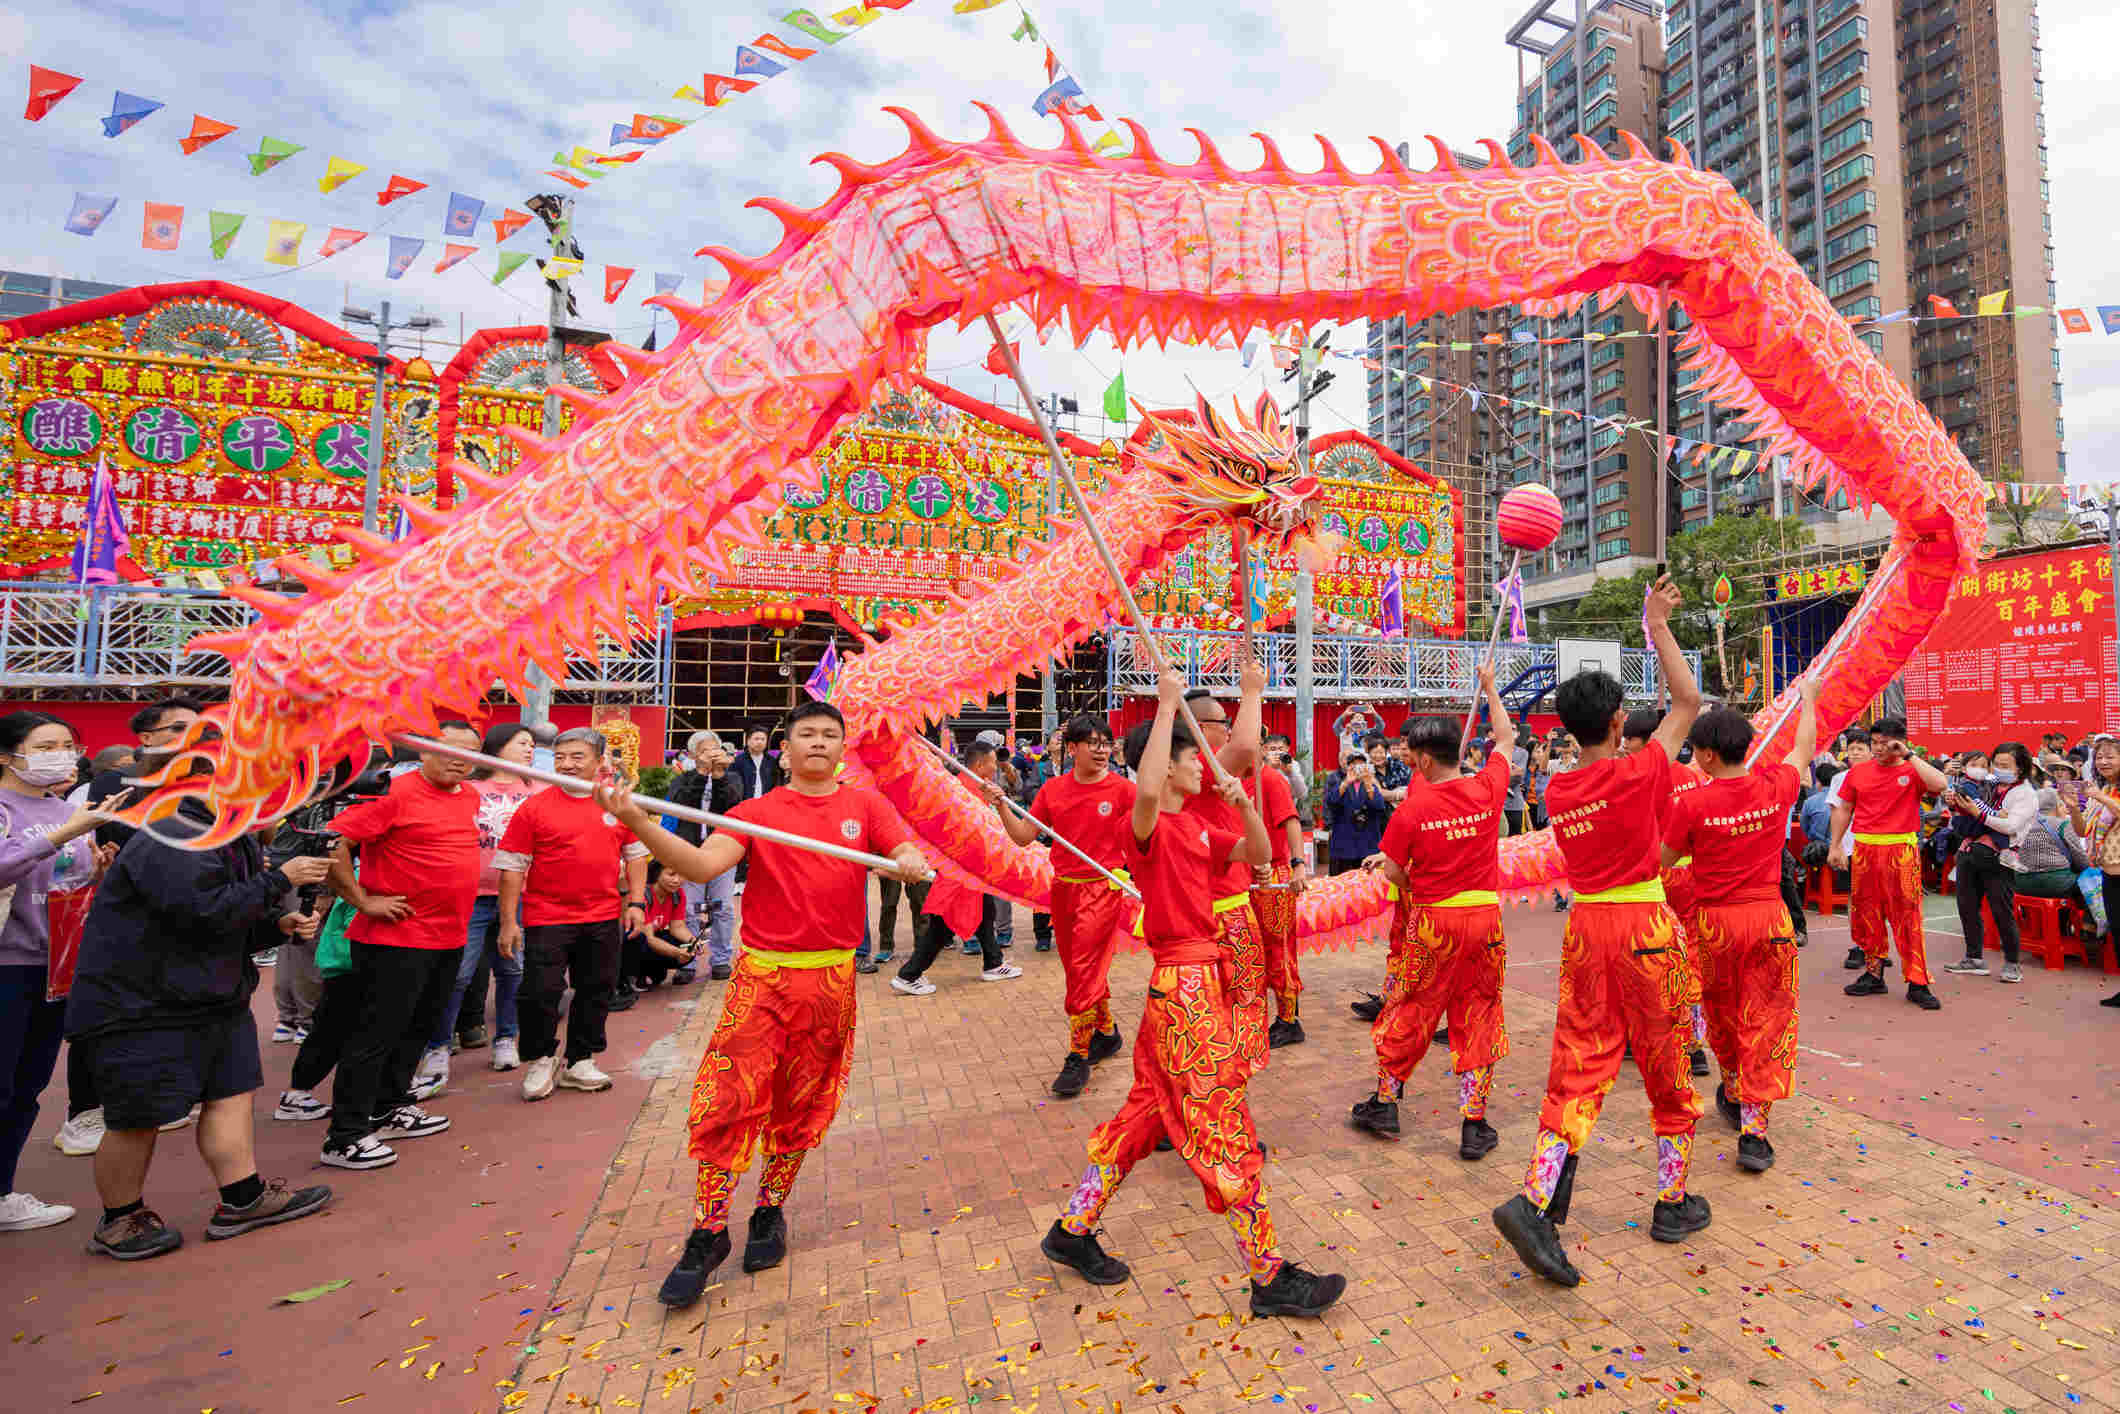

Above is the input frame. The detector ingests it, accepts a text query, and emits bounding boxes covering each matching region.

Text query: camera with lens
[268,755,393,914]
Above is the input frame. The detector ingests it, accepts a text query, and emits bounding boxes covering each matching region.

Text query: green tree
[1984,465,2075,550]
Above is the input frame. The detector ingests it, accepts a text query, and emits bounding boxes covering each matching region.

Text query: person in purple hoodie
[0,710,108,1234]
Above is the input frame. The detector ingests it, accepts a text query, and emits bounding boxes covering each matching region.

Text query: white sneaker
[273,1089,329,1122]
[556,1058,612,1092]
[490,1036,521,1072]
[270,1023,302,1044]
[415,1044,451,1086]
[891,975,936,996]
[521,1055,558,1102]
[54,1108,105,1155]
[158,1104,199,1133]
[2000,962,2024,984]
[0,1191,75,1231]
[981,964,1024,982]
[409,1072,446,1103]
[320,1135,398,1170]
[376,1104,451,1138]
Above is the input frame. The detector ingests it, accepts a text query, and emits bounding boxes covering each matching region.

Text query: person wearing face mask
[1940,744,2040,984]
[0,711,109,1232]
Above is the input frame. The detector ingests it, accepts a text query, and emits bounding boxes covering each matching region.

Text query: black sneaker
[742,1204,787,1272]
[1459,1118,1499,1161]
[1041,1219,1130,1284]
[607,984,638,1013]
[1249,1262,1346,1318]
[86,1207,182,1261]
[1688,1048,1710,1077]
[1350,1096,1400,1139]
[1349,992,1383,1023]
[1433,1024,1449,1045]
[658,1226,731,1308]
[1736,1134,1775,1172]
[1034,940,1054,952]
[1650,1192,1712,1243]
[710,964,732,981]
[1051,1052,1090,1098]
[1492,1194,1579,1287]
[205,1179,332,1240]
[1154,1136,1173,1152]
[1545,1153,1580,1226]
[320,1134,398,1170]
[1844,971,1888,997]
[457,1025,489,1050]
[1087,1028,1123,1064]
[1794,931,1808,948]
[1714,1083,1741,1132]
[1843,944,1867,969]
[1267,1017,1306,1048]
[854,955,878,975]
[2101,991,2120,1008]
[1906,983,1941,1010]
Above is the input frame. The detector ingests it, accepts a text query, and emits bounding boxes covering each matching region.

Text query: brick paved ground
[500,900,2120,1414]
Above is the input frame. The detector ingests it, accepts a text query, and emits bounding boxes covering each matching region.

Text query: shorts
[79,1013,263,1132]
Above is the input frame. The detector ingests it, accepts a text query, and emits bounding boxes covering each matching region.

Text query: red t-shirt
[1661,760,1710,833]
[1183,785,1253,897]
[1128,810,1242,961]
[1378,756,1507,902]
[1546,742,1673,896]
[1245,767,1299,868]
[332,771,482,950]
[725,784,910,953]
[644,888,685,934]
[1030,771,1136,874]
[1665,764,1803,907]
[495,785,647,927]
[1838,758,1930,834]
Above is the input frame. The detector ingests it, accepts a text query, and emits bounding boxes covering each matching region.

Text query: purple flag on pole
[803,640,840,701]
[70,454,131,585]
[1499,568,1528,643]
[1378,565,1404,637]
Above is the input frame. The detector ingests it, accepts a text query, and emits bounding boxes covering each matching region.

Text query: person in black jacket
[64,796,337,1261]
[667,731,743,979]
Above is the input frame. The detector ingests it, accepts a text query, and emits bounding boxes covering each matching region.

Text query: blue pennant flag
[102,90,163,137]
[385,234,423,280]
[803,640,840,702]
[443,191,484,238]
[734,45,788,78]
[1033,76,1086,117]
[63,193,117,235]
[2099,307,2120,335]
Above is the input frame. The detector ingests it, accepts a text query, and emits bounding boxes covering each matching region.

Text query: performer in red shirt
[998,715,1135,1098]
[1040,670,1344,1319]
[1664,680,1819,1174]
[1830,716,1947,1007]
[1178,660,1270,1073]
[1493,577,1707,1287]
[1355,664,1513,1159]
[1622,710,1713,1078]
[598,700,929,1311]
[1246,755,1306,1048]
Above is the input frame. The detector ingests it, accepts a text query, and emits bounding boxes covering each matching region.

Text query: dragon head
[1131,390,1329,560]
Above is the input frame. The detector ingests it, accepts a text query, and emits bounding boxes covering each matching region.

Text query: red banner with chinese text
[1902,544,2119,750]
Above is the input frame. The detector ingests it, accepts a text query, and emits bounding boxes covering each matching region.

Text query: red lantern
[1496,482,1564,552]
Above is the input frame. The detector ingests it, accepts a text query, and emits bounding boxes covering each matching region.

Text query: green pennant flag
[246,136,303,176]
[493,251,531,285]
[1102,369,1126,421]
[208,211,244,259]
[1012,12,1038,40]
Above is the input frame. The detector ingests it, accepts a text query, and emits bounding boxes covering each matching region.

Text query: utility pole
[1040,392,1063,739]
[1285,331,1333,774]
[341,300,438,535]
[521,193,593,731]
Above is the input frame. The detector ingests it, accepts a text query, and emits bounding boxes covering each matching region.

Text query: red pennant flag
[544,169,590,190]
[24,65,81,121]
[178,114,236,155]
[2060,307,2093,335]
[628,113,684,140]
[698,73,758,107]
[491,208,530,242]
[593,150,643,165]
[141,202,183,251]
[750,33,816,60]
[376,174,427,206]
[319,227,367,258]
[433,242,475,273]
[603,266,634,303]
[1928,294,1961,318]
[984,341,1020,376]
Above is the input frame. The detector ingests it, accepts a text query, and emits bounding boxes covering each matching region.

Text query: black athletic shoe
[1650,1193,1712,1243]
[1087,1028,1123,1064]
[1250,1262,1346,1318]
[1350,1096,1400,1139]
[709,964,732,981]
[1843,944,1866,969]
[1459,1118,1499,1161]
[1794,931,1809,949]
[854,955,878,974]
[1714,1083,1741,1132]
[1688,1047,1710,1077]
[1051,1052,1090,1098]
[1433,1024,1449,1046]
[1844,971,1888,997]
[1492,1194,1579,1287]
[1736,1134,1775,1172]
[1267,1017,1305,1048]
[742,1204,787,1272]
[1544,1153,1580,1227]
[658,1226,730,1308]
[607,984,638,1012]
[204,1178,332,1240]
[2102,991,2120,1008]
[1154,1136,1173,1152]
[1041,1219,1130,1284]
[1905,983,1941,1011]
[1350,992,1383,1023]
[87,1207,182,1261]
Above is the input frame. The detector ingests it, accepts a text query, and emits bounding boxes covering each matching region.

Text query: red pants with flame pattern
[1662,864,1704,1007]
[1691,900,1801,1105]
[1372,903,1509,1085]
[1850,840,1930,984]
[686,954,856,1173]
[1216,900,1269,1075]
[1250,865,1301,1010]
[1536,901,1703,1149]
[1054,876,1131,1033]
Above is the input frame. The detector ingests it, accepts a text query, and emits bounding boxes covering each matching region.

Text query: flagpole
[910,735,1140,899]
[1462,549,1523,749]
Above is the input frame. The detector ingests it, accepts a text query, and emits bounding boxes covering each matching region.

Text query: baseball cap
[974,729,1007,749]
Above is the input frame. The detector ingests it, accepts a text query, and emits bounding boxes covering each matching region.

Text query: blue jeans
[0,964,66,1193]
[682,874,737,966]
[432,896,523,1046]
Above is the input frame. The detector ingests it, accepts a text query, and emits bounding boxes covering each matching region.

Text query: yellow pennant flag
[565,146,607,170]
[953,0,1007,10]
[1977,289,2012,317]
[1091,131,1123,154]
[544,257,584,279]
[263,219,306,267]
[318,156,367,194]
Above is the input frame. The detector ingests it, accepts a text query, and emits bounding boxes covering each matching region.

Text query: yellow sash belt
[1573,879,1667,905]
[1853,832,1917,847]
[743,948,854,970]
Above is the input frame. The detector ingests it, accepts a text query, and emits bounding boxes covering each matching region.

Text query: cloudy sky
[1,1,2110,481]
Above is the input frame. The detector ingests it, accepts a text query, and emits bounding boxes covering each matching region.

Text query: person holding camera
[667,731,740,979]
[1940,743,2039,984]
[1325,750,1387,877]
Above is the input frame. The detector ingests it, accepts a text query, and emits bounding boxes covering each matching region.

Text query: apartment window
[1822,188,1876,228]
[1592,342,1623,368]
[1835,294,1882,322]
[1814,0,1860,27]
[1596,537,1634,562]
[1816,16,1865,62]
[1820,154,1874,196]
[1818,48,1865,91]
[1860,331,1885,357]
[1819,118,1871,162]
[1595,481,1627,507]
[1824,223,1877,263]
[1679,486,1708,511]
[1817,85,1869,130]
[1584,97,1618,130]
[1594,370,1625,395]
[1669,118,1697,150]
[1594,508,1630,534]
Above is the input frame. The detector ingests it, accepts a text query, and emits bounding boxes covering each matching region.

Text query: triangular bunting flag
[263,219,306,267]
[208,211,244,259]
[433,242,475,273]
[492,208,530,243]
[627,113,687,140]
[696,73,757,107]
[247,136,303,175]
[1012,13,1039,39]
[1102,369,1126,421]
[178,114,236,155]
[593,150,642,165]
[63,194,116,236]
[376,174,427,206]
[750,33,816,60]
[732,45,788,78]
[1976,288,2011,317]
[1928,294,1961,318]
[543,170,590,190]
[493,251,530,284]
[141,202,182,251]
[603,265,634,303]
[385,235,423,280]
[24,65,81,121]
[542,257,583,279]
[2060,308,2092,334]
[318,157,367,194]
[318,227,366,258]
[102,90,163,137]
